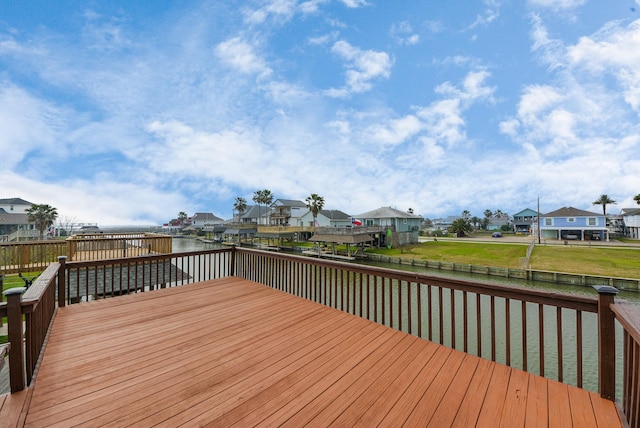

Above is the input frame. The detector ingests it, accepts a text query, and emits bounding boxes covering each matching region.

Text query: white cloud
[325,40,392,97]
[390,22,420,46]
[567,20,640,111]
[215,37,272,78]
[340,0,369,8]
[528,0,587,11]
[0,85,65,168]
[242,0,297,24]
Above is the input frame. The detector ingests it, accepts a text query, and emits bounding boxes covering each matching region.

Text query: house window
[567,217,575,222]
[588,217,597,226]
[544,218,553,226]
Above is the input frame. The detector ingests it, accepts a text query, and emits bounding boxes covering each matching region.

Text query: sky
[1,0,640,226]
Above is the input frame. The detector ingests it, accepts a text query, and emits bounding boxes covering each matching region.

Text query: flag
[351,218,362,226]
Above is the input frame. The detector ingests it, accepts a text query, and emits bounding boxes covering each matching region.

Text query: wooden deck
[1,277,623,427]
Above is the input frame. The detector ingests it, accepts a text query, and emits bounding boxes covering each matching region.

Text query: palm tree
[448,218,472,237]
[461,210,470,220]
[634,193,640,205]
[253,189,274,225]
[177,211,188,225]
[593,194,616,216]
[305,194,325,232]
[233,197,247,223]
[26,204,58,240]
[252,190,264,225]
[262,190,273,225]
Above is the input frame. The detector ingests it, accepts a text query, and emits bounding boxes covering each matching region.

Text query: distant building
[353,206,423,245]
[512,208,538,234]
[299,209,352,228]
[621,208,640,239]
[191,212,225,229]
[539,206,608,241]
[431,216,458,232]
[0,197,38,240]
[269,199,308,227]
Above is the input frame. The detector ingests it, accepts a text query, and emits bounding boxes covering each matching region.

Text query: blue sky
[2,0,640,225]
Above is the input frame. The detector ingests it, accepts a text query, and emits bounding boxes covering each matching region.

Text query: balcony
[0,247,634,426]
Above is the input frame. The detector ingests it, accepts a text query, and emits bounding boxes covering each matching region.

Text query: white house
[191,212,225,229]
[269,199,308,227]
[621,208,640,239]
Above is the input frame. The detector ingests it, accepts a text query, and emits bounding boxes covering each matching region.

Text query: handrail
[611,300,640,427]
[2,262,60,392]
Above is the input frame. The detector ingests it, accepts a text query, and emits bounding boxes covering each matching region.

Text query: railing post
[0,274,3,328]
[594,285,619,401]
[58,256,67,307]
[3,287,27,393]
[230,245,236,277]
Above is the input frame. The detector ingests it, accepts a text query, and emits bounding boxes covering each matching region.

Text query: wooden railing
[66,232,172,260]
[1,261,59,392]
[0,241,67,274]
[0,233,173,274]
[1,247,640,426]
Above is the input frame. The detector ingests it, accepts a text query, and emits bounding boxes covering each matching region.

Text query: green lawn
[2,272,40,344]
[367,241,640,279]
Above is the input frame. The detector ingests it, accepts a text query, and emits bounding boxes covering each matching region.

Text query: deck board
[0,276,623,427]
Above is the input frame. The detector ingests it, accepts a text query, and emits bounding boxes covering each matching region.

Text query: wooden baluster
[595,285,619,401]
[4,287,26,392]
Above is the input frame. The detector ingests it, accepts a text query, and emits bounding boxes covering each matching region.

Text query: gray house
[353,206,423,245]
[0,197,38,240]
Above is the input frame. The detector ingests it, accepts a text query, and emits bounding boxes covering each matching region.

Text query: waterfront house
[0,197,38,241]
[353,206,423,245]
[299,209,352,228]
[621,208,640,239]
[269,199,308,227]
[512,208,538,234]
[540,206,608,241]
[190,212,224,229]
[236,205,263,224]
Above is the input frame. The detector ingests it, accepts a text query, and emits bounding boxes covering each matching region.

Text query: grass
[367,241,640,279]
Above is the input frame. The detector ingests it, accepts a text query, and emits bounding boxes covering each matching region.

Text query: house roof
[542,207,602,217]
[513,208,538,217]
[272,199,306,207]
[319,209,351,220]
[0,197,34,206]
[192,212,224,222]
[354,206,422,220]
[240,205,263,218]
[0,213,29,225]
[622,208,640,216]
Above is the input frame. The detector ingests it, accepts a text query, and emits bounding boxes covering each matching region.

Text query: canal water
[172,237,636,393]
[172,237,640,303]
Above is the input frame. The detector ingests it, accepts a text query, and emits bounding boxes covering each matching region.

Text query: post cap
[593,285,619,295]
[3,287,27,296]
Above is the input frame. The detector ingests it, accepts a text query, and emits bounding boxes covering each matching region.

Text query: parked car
[491,232,502,238]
